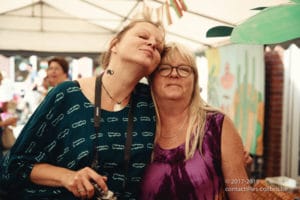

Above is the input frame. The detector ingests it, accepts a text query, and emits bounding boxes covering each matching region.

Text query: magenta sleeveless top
[140,112,226,200]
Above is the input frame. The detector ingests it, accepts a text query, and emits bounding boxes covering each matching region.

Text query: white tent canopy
[0,0,291,54]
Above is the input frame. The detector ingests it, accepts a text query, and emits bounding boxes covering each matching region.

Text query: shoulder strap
[91,75,102,170]
[73,80,80,88]
[123,95,134,189]
[94,75,102,129]
[91,73,134,193]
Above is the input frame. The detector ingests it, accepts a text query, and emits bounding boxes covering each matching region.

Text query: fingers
[81,176,96,199]
[76,185,87,199]
[63,167,108,198]
[243,150,253,167]
[245,155,253,166]
[93,176,108,192]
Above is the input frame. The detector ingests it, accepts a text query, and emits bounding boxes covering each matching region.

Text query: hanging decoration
[142,0,164,23]
[230,3,300,44]
[206,0,300,45]
[170,0,183,17]
[170,0,187,18]
[142,0,188,25]
[165,0,172,25]
[142,3,153,21]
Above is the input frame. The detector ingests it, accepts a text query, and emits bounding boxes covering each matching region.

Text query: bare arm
[0,117,18,127]
[221,116,253,200]
[30,163,108,199]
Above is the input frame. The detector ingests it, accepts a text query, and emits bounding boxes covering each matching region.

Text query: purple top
[140,112,226,200]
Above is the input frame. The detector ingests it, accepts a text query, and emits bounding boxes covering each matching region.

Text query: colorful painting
[205,44,265,156]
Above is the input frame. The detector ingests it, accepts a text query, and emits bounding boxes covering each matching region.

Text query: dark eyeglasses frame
[156,64,194,78]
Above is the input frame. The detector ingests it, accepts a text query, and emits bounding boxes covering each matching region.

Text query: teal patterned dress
[0,81,156,200]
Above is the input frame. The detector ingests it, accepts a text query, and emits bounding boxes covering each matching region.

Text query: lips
[140,48,153,57]
[166,83,181,87]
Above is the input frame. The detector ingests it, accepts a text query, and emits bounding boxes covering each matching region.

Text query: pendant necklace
[101,80,130,111]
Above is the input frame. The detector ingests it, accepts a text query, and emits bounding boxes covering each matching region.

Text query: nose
[169,67,179,77]
[147,38,156,49]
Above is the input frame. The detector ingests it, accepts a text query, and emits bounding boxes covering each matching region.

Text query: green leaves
[230,4,300,44]
[290,0,300,3]
[206,2,300,45]
[206,26,233,37]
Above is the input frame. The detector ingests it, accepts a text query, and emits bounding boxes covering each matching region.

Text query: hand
[63,167,108,199]
[243,150,253,167]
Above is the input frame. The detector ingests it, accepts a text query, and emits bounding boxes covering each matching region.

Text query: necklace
[101,80,130,111]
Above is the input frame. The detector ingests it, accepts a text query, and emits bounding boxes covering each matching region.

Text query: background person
[141,42,253,200]
[47,57,70,88]
[0,101,18,158]
[0,19,164,200]
[0,71,18,159]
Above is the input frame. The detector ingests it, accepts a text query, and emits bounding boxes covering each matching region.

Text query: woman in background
[47,57,70,88]
[0,71,18,159]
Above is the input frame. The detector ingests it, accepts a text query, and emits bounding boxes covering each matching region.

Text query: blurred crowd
[0,57,71,156]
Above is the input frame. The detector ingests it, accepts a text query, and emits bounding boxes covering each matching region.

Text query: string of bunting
[142,0,188,25]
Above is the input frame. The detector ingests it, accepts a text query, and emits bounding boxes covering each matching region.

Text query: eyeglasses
[157,64,194,78]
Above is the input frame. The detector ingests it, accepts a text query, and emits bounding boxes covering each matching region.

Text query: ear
[110,38,119,53]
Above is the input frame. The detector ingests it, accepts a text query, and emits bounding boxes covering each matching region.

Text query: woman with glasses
[140,42,253,200]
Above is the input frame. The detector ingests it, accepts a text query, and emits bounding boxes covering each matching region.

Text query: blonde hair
[150,42,219,160]
[101,19,165,69]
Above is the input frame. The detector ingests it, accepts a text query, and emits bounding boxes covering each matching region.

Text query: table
[252,179,300,200]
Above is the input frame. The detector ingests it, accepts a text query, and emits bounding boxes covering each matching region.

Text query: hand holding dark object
[60,167,108,199]
[93,182,117,200]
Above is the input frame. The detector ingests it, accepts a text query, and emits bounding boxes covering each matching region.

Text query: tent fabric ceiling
[0,0,292,54]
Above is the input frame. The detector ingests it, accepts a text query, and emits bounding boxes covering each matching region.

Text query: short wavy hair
[48,57,69,75]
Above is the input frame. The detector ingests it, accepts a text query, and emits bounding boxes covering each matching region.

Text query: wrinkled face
[152,53,195,103]
[111,22,164,75]
[47,61,67,86]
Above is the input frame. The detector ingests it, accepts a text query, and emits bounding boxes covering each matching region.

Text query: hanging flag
[142,0,164,23]
[170,0,183,17]
[179,0,188,11]
[165,0,173,25]
[143,3,152,21]
[156,6,163,23]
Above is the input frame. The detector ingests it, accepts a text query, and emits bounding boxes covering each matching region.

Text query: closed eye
[138,34,148,39]
[158,65,170,71]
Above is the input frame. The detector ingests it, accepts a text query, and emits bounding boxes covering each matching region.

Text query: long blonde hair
[150,42,219,160]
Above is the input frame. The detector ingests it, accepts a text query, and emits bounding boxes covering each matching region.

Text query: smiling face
[110,21,165,75]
